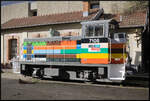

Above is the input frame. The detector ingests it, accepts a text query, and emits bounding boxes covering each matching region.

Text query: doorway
[8,39,17,60]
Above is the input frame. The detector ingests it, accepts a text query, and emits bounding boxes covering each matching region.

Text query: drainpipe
[27,32,28,38]
[3,33,4,65]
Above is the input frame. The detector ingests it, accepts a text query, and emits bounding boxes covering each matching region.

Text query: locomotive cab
[81,19,127,43]
[81,19,127,81]
[81,19,126,39]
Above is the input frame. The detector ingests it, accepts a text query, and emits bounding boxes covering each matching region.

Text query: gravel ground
[1,72,149,100]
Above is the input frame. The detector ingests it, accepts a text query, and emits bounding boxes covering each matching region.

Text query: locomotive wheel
[36,68,44,79]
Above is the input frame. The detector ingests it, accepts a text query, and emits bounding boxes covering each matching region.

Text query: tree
[123,1,149,46]
[124,1,149,14]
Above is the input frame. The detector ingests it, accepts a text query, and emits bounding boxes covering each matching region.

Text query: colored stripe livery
[110,43,126,64]
[23,38,126,64]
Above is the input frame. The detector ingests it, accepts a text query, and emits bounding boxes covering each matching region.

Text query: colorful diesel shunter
[20,19,127,82]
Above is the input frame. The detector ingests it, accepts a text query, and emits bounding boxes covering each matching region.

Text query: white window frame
[85,24,104,38]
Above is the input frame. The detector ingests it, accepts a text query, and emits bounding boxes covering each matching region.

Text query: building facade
[1,1,147,68]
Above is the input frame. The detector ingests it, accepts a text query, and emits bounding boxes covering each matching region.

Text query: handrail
[64,46,66,64]
[108,38,111,64]
[123,43,125,63]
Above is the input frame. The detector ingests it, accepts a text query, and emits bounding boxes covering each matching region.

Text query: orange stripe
[61,40,76,46]
[81,59,109,64]
[34,46,47,50]
[47,46,53,50]
[53,45,63,49]
[34,46,37,50]
[70,40,77,45]
[62,45,76,49]
[54,45,76,49]
[43,46,47,50]
[34,46,39,50]
[34,45,76,50]
[61,40,68,45]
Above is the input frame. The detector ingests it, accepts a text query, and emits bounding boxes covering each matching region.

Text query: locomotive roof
[81,19,118,25]
[24,36,82,42]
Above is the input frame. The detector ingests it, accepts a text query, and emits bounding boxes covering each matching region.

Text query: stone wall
[1,2,29,24]
[37,1,83,16]
[100,1,133,14]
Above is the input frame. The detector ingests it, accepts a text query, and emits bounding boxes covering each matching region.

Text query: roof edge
[1,20,84,30]
[119,25,144,28]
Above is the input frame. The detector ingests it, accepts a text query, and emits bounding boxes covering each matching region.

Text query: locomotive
[20,19,127,82]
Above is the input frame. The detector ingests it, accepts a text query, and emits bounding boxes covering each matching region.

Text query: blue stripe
[77,45,81,49]
[33,50,61,54]
[23,54,27,58]
[94,45,100,48]
[23,46,27,50]
[24,46,33,49]
[31,55,34,58]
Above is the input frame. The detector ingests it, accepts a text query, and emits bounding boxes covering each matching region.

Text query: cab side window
[118,34,125,38]
[113,33,126,43]
[114,33,125,39]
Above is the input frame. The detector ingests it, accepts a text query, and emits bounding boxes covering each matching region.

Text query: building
[1,1,147,70]
[1,1,135,24]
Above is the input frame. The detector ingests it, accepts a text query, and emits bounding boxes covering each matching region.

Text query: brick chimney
[83,1,90,17]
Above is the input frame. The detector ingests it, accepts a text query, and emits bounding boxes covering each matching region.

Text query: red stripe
[91,48,100,51]
[111,58,125,64]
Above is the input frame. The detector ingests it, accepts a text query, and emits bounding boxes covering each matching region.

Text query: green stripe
[23,42,27,46]
[30,42,47,46]
[35,42,40,46]
[61,49,81,54]
[60,48,108,54]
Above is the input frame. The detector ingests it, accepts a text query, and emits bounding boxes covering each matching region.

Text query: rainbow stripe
[23,38,127,64]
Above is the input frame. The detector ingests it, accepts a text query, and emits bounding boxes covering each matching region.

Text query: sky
[1,1,35,6]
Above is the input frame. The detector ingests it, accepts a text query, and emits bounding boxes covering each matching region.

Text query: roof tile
[2,9,99,29]
[2,9,146,29]
[113,10,146,27]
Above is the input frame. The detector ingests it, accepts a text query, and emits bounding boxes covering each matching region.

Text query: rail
[123,43,126,63]
[108,38,111,63]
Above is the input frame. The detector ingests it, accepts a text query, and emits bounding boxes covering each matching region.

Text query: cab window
[85,25,103,37]
[95,25,103,36]
[86,26,94,37]
[118,34,124,38]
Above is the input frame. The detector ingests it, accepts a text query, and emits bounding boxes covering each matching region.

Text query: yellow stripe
[76,54,80,58]
[23,50,27,54]
[32,50,34,54]
[78,53,108,59]
[76,53,127,59]
[111,53,127,58]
